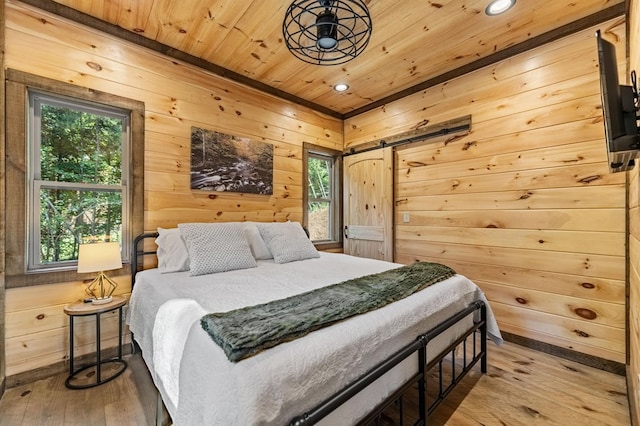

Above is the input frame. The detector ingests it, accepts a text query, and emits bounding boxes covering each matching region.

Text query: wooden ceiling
[33,0,626,117]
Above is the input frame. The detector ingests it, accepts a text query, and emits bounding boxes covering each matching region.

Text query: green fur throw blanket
[200,261,456,362]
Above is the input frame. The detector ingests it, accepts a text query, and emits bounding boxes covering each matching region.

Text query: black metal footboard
[290,300,487,426]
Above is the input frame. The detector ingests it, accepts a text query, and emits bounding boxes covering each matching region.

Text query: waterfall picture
[190,127,273,195]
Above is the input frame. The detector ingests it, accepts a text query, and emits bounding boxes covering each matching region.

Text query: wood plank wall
[627,0,640,422]
[2,0,341,377]
[345,19,628,364]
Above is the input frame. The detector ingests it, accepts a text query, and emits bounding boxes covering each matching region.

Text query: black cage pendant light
[283,0,372,66]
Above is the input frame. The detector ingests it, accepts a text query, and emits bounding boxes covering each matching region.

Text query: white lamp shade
[77,242,123,273]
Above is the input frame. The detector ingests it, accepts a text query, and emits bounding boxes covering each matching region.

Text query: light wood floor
[0,341,631,425]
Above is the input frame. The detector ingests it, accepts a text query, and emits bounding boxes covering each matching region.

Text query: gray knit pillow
[178,222,257,276]
[256,222,319,264]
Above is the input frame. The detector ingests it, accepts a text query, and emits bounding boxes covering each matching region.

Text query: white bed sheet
[127,252,502,425]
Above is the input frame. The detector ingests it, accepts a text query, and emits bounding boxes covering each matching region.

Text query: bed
[126,221,502,425]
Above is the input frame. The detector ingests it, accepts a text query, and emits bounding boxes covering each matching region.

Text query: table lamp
[77,242,122,304]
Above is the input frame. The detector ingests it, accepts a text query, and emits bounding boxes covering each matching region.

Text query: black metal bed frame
[131,232,488,426]
[291,301,487,426]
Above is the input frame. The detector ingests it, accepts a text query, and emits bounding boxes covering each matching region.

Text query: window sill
[313,241,343,252]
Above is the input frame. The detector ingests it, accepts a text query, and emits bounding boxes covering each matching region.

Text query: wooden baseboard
[501,331,626,375]
[6,344,133,389]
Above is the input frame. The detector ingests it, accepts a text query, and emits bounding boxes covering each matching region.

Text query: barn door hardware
[342,115,471,157]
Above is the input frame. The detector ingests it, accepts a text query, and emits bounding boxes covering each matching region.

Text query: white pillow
[178,222,257,276]
[156,227,190,273]
[256,221,319,264]
[242,222,273,260]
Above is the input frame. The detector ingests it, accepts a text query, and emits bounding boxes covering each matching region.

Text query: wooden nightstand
[64,295,128,389]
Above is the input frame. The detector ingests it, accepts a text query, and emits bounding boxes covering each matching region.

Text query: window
[28,91,130,271]
[307,153,333,240]
[5,69,144,287]
[303,143,342,248]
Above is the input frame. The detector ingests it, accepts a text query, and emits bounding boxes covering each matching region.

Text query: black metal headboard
[131,232,159,287]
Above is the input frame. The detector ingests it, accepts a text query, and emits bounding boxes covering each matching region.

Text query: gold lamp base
[86,272,117,305]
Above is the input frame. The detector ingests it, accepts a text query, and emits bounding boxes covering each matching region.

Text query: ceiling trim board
[343,3,627,119]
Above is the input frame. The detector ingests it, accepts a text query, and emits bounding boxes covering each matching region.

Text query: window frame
[303,142,343,250]
[5,69,144,288]
[27,91,131,271]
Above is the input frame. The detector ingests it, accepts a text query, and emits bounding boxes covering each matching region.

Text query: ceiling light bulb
[485,0,516,16]
[334,83,349,92]
[318,37,338,50]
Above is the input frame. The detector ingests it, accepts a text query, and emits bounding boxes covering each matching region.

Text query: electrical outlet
[403,212,410,223]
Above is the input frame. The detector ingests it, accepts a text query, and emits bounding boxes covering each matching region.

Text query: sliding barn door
[343,147,393,261]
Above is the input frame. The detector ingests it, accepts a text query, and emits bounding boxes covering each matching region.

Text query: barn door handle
[344,225,349,239]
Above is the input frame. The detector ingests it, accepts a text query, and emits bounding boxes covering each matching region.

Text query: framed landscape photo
[190,127,273,195]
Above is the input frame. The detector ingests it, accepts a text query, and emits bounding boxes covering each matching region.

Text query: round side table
[64,295,128,389]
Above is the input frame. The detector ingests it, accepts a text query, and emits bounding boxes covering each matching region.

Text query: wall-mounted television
[595,30,639,173]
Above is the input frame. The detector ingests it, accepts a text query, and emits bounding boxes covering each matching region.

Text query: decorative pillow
[256,221,319,264]
[242,222,273,260]
[178,222,257,276]
[156,227,190,273]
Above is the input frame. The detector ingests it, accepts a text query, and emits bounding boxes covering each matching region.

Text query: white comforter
[127,252,501,425]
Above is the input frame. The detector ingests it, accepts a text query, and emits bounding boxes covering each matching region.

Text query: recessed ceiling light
[333,83,349,92]
[485,0,516,16]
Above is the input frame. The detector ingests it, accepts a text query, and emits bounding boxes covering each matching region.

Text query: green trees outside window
[30,92,128,269]
[308,154,332,241]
